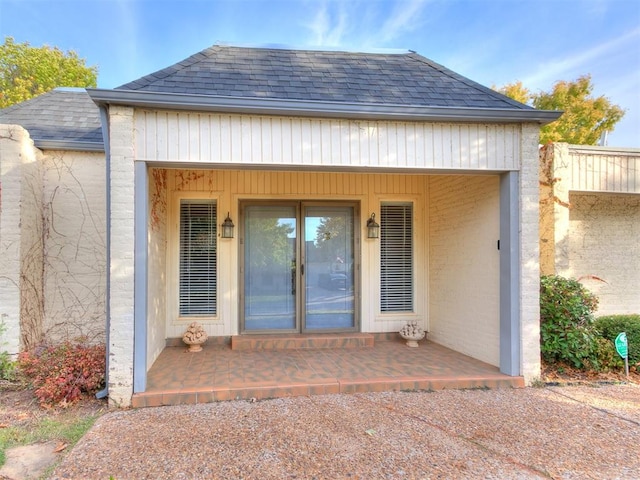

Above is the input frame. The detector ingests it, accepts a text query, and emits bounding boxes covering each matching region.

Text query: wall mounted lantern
[366,213,379,239]
[221,212,235,238]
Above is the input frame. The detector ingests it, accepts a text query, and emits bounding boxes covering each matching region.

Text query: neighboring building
[540,142,640,315]
[1,45,561,407]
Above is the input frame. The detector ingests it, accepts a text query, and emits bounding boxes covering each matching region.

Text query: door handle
[291,265,296,295]
[301,264,304,275]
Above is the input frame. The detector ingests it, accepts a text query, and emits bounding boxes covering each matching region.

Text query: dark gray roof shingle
[0,89,103,148]
[117,45,531,111]
[3,46,543,148]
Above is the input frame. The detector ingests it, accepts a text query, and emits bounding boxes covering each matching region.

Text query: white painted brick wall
[0,125,45,353]
[107,106,136,407]
[147,167,167,367]
[549,143,640,316]
[0,125,32,355]
[569,193,640,315]
[519,124,542,383]
[428,174,501,366]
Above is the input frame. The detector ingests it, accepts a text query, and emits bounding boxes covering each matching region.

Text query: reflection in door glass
[244,206,297,331]
[304,207,355,330]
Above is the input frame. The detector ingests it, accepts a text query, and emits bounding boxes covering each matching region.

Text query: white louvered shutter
[179,200,217,316]
[380,204,413,312]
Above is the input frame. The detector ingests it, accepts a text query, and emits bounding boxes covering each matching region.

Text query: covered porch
[132,334,524,408]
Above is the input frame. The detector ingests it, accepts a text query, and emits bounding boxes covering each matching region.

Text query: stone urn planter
[399,320,426,348]
[182,322,208,352]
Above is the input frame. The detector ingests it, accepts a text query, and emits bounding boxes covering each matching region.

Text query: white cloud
[302,0,431,49]
[304,1,349,46]
[378,0,429,44]
[522,26,640,89]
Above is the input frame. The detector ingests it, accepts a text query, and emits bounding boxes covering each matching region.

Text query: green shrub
[17,341,106,407]
[0,351,16,382]
[592,337,625,371]
[595,314,640,365]
[540,275,600,369]
[0,321,16,381]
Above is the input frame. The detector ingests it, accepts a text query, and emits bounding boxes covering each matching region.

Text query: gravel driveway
[51,384,639,479]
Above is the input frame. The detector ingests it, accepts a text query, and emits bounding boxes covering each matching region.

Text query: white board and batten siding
[134,110,522,171]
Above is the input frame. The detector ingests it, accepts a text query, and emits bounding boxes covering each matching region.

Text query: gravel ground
[50,384,639,479]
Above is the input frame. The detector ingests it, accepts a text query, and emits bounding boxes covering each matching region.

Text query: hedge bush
[540,275,600,369]
[18,341,105,407]
[595,314,640,365]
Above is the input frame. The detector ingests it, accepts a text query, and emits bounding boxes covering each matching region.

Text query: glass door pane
[303,206,355,330]
[243,205,297,331]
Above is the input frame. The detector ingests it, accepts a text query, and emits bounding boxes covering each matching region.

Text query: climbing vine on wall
[150,168,167,232]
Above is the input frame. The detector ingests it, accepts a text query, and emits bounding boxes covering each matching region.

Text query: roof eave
[35,139,105,152]
[88,88,562,125]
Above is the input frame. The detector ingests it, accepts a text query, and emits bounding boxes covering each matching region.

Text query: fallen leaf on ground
[53,442,68,453]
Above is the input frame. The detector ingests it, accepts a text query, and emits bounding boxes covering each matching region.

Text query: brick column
[519,123,542,384]
[107,106,136,407]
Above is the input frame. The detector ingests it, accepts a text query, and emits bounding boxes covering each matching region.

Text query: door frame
[239,199,361,334]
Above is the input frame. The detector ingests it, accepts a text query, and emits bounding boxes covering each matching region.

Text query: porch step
[132,375,525,408]
[230,333,374,351]
[134,340,525,408]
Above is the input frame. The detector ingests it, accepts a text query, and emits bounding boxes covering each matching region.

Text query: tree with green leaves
[495,75,625,145]
[0,37,98,108]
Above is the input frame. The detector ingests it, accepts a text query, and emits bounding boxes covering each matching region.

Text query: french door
[240,202,357,333]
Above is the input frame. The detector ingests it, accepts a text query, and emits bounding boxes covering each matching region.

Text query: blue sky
[1,0,639,146]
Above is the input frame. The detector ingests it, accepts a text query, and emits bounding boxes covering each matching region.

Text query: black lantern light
[366,213,379,239]
[221,212,235,238]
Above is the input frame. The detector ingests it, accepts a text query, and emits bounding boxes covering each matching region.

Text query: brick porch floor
[132,335,524,408]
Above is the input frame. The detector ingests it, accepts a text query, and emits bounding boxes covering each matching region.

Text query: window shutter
[179,201,217,316]
[380,204,413,312]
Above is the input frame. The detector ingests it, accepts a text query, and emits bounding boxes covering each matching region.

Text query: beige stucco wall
[42,151,106,343]
[428,175,501,366]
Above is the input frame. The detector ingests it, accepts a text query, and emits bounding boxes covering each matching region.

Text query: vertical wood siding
[167,169,426,195]
[135,110,522,171]
[568,148,640,193]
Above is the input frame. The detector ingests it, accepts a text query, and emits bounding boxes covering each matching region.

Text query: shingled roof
[89,44,560,124]
[116,45,529,110]
[0,89,103,151]
[1,46,559,151]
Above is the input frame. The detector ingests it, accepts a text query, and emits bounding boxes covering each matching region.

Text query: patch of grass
[529,377,546,388]
[0,411,100,468]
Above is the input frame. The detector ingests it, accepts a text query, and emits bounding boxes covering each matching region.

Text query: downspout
[96,103,111,400]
